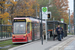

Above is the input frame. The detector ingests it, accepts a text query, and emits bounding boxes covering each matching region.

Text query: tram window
[34,23,37,34]
[27,23,30,33]
[13,22,26,34]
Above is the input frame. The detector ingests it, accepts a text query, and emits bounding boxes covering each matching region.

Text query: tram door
[34,23,37,40]
[27,22,31,41]
[32,23,40,41]
[32,23,37,41]
[32,23,35,41]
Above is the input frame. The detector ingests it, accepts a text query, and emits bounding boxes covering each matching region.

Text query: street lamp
[69,9,71,33]
[36,6,37,18]
[74,0,75,35]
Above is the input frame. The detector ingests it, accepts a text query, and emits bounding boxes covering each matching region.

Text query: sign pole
[45,19,47,42]
[40,8,43,45]
[42,7,48,43]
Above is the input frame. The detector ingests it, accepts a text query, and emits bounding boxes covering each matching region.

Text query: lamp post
[74,0,75,35]
[36,0,38,18]
[49,0,50,4]
[69,9,70,33]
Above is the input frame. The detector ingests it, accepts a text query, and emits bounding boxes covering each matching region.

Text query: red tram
[12,16,45,43]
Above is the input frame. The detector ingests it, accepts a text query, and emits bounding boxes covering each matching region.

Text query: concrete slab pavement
[64,39,75,50]
[49,36,75,50]
[9,35,74,50]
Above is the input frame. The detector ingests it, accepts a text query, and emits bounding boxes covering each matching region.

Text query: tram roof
[14,16,40,23]
[47,21,67,24]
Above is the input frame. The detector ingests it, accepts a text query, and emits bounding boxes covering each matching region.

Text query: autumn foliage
[0,0,9,24]
[0,0,69,24]
[70,13,74,24]
[53,0,69,23]
[10,0,39,18]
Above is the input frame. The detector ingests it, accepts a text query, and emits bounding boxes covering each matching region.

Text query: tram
[12,16,45,43]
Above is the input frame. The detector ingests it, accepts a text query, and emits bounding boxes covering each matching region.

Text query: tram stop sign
[42,7,48,19]
[42,7,47,12]
[61,19,64,23]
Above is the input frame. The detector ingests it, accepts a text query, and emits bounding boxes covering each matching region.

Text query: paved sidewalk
[64,39,75,50]
[9,35,74,50]
[49,36,75,50]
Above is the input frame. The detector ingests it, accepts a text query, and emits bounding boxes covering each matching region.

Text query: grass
[0,40,24,50]
[0,40,12,47]
[67,33,74,35]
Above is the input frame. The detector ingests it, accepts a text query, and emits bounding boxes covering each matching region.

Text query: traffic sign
[42,7,48,19]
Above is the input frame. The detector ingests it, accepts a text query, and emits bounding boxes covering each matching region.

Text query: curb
[0,37,12,41]
[49,36,75,50]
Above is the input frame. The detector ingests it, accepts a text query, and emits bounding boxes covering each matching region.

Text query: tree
[54,0,69,23]
[10,0,39,18]
[48,6,60,20]
[37,0,49,7]
[0,0,11,24]
[48,0,69,24]
[0,0,17,25]
[7,0,17,21]
[70,13,74,24]
[0,12,9,24]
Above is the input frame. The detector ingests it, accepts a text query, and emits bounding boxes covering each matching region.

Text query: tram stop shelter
[47,21,67,39]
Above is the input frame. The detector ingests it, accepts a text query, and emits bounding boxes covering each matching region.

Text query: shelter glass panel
[47,23,53,30]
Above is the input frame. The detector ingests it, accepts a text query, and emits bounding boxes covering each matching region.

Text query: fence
[0,25,12,39]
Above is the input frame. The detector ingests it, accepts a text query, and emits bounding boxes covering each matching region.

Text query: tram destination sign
[14,19,26,22]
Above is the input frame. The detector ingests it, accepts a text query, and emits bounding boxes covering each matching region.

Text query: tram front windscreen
[13,22,26,34]
[13,19,26,34]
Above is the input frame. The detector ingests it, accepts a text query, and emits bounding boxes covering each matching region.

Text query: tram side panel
[32,23,35,41]
[32,22,40,41]
[36,23,40,39]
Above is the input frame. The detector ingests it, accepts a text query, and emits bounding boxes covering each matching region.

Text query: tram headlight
[23,36,25,39]
[23,34,26,39]
[23,36,25,38]
[13,36,15,38]
[12,35,15,38]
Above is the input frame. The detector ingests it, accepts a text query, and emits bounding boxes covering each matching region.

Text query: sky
[68,0,74,12]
